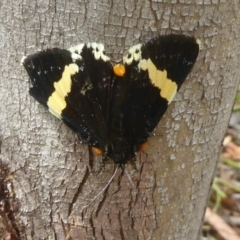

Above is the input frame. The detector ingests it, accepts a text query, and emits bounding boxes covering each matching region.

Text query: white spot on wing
[87,42,110,62]
[21,56,27,65]
[69,44,84,54]
[71,53,82,62]
[123,43,142,65]
[80,83,93,95]
[196,39,202,50]
[68,44,84,62]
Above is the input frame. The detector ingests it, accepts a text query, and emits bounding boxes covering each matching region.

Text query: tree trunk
[0,1,239,239]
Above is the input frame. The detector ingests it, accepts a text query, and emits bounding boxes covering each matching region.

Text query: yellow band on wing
[139,59,177,104]
[47,63,79,118]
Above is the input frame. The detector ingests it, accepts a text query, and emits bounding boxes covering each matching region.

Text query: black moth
[22,35,199,165]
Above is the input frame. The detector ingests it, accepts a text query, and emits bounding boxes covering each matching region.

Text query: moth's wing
[122,34,200,149]
[22,44,113,149]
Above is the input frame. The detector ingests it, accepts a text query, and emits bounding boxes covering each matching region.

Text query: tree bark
[0,0,239,239]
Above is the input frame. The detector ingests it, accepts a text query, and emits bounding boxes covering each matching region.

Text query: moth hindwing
[22,34,199,165]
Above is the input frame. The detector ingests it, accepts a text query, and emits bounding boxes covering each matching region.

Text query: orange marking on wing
[139,142,148,151]
[91,147,103,155]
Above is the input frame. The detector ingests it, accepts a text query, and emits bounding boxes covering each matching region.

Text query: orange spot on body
[91,147,103,155]
[113,64,125,77]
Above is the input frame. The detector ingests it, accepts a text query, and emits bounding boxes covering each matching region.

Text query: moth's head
[107,137,136,165]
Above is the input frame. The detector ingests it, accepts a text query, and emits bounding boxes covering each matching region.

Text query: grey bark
[0,0,239,239]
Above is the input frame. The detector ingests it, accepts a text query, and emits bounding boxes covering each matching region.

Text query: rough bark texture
[0,0,239,239]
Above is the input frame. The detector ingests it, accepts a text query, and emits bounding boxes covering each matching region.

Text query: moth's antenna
[125,168,148,209]
[81,166,119,211]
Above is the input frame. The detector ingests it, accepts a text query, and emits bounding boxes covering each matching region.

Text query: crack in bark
[89,214,96,238]
[100,226,106,240]
[95,190,108,218]
[49,191,57,240]
[68,166,89,217]
[118,211,124,240]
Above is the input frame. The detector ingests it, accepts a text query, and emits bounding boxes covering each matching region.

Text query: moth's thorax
[106,136,135,164]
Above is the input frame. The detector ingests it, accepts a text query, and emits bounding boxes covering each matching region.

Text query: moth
[22,34,199,165]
